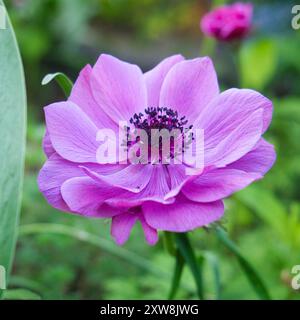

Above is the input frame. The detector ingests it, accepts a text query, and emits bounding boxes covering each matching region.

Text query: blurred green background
[5,0,300,299]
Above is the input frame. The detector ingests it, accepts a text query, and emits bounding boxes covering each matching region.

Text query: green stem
[163,232,176,256]
[168,249,185,300]
[174,233,204,300]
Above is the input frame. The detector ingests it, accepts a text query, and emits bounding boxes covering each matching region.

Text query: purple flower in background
[201,2,253,41]
[38,54,275,246]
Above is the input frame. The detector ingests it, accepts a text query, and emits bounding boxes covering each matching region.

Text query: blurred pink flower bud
[201,2,253,41]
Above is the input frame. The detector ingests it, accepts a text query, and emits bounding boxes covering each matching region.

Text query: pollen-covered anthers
[129,107,192,134]
[123,107,194,163]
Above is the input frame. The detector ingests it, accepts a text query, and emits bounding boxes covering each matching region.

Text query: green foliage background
[2,0,300,299]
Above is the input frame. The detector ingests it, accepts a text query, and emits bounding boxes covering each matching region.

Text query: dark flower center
[129,107,192,133]
[125,107,193,164]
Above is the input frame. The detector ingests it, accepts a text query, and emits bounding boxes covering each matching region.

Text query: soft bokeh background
[5,0,300,299]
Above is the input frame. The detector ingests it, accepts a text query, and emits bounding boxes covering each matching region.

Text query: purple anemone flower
[38,54,275,245]
[200,2,253,41]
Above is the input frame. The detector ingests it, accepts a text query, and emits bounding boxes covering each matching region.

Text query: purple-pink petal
[82,164,153,193]
[37,153,84,211]
[144,54,184,107]
[91,54,147,123]
[160,57,219,122]
[42,129,55,158]
[182,168,261,203]
[195,88,273,136]
[111,212,158,246]
[45,101,99,163]
[205,108,264,167]
[228,138,276,175]
[61,176,121,217]
[139,214,159,246]
[111,213,139,245]
[69,64,117,131]
[105,165,173,207]
[143,196,224,232]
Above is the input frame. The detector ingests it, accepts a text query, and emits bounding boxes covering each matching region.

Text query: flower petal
[82,164,153,193]
[159,57,219,121]
[195,88,272,137]
[143,196,224,232]
[228,138,276,175]
[69,64,117,130]
[37,154,84,211]
[139,214,159,246]
[205,108,264,167]
[144,54,184,107]
[182,168,260,203]
[164,164,192,200]
[111,212,159,246]
[61,176,121,217]
[45,101,99,163]
[111,213,139,245]
[105,165,172,207]
[42,129,55,158]
[91,54,147,123]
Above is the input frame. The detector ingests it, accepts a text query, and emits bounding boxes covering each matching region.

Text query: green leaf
[0,1,26,298]
[215,227,271,300]
[175,233,204,299]
[203,252,221,300]
[239,38,278,90]
[168,250,185,300]
[2,289,41,300]
[42,72,73,97]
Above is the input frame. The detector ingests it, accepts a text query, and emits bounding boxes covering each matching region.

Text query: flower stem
[163,231,176,256]
[168,249,185,300]
[174,233,204,300]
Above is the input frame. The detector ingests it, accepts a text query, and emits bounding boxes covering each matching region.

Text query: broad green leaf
[0,1,26,298]
[175,233,204,299]
[42,72,73,97]
[239,38,278,90]
[216,227,271,300]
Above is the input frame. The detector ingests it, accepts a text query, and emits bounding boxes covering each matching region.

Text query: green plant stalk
[168,249,185,300]
[163,232,176,256]
[174,233,204,300]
